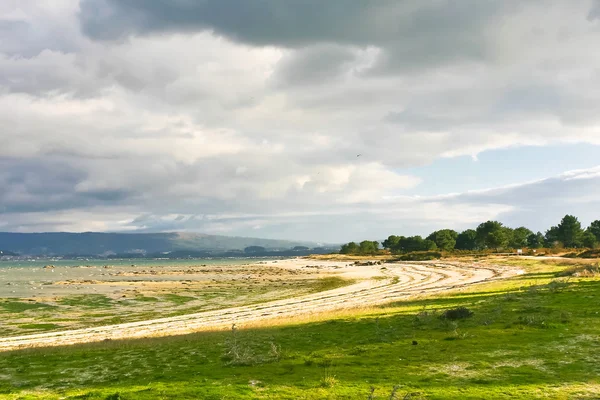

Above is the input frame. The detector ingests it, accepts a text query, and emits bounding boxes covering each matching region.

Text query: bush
[395,251,442,261]
[441,307,473,320]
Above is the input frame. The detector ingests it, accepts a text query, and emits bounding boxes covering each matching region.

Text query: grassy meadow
[0,258,599,399]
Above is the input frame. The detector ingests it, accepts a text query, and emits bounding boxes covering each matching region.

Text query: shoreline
[0,259,521,351]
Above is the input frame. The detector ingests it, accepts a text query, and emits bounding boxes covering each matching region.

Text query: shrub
[303,357,315,366]
[395,252,442,261]
[441,307,473,320]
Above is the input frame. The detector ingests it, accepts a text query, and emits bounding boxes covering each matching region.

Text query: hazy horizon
[1,1,599,243]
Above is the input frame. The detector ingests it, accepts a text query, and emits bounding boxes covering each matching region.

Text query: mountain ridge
[0,232,326,256]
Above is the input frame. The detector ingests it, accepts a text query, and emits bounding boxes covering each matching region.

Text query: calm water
[0,258,285,297]
[0,258,277,269]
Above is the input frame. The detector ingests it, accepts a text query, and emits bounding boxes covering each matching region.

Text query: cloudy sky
[1,0,600,242]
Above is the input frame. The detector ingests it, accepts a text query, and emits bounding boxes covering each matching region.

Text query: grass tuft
[319,368,337,388]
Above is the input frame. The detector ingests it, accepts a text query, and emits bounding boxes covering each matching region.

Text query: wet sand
[0,259,522,351]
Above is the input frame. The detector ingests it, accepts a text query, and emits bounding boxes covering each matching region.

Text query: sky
[1,0,600,243]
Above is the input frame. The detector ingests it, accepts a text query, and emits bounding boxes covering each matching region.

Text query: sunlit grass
[1,259,600,399]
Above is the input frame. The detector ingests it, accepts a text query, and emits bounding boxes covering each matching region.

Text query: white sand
[0,260,521,351]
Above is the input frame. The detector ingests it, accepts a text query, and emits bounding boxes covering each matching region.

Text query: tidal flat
[0,259,349,337]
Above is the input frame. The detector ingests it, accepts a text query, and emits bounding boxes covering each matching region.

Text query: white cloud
[0,1,600,241]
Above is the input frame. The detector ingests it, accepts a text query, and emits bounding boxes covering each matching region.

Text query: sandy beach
[0,258,522,351]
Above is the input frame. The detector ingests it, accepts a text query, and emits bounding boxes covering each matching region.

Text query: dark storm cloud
[271,45,358,86]
[78,0,523,71]
[79,0,388,44]
[0,158,135,214]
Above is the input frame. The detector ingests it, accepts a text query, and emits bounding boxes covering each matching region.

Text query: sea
[0,257,276,269]
[0,258,284,298]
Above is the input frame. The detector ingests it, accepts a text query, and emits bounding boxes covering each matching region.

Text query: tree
[423,239,438,251]
[396,236,437,253]
[487,230,509,250]
[292,246,310,251]
[588,220,600,241]
[510,227,533,249]
[340,242,359,255]
[340,241,379,255]
[426,229,458,251]
[545,226,561,248]
[582,231,598,249]
[527,232,545,248]
[358,240,379,255]
[476,221,509,250]
[382,235,403,250]
[503,227,515,248]
[456,229,478,250]
[557,215,584,248]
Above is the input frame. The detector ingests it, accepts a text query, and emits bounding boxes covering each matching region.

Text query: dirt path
[0,261,520,351]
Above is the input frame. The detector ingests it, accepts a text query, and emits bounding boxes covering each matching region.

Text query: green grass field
[1,259,599,399]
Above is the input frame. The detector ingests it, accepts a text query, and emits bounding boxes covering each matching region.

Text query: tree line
[340,215,600,255]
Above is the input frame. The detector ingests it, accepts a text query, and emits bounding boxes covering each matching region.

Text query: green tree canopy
[340,242,359,255]
[582,231,598,249]
[557,215,584,248]
[382,235,403,250]
[455,229,478,250]
[510,227,533,249]
[396,236,437,253]
[340,241,380,255]
[358,240,380,255]
[588,220,600,241]
[426,229,458,251]
[527,232,545,249]
[488,230,509,250]
[545,226,560,248]
[476,221,510,250]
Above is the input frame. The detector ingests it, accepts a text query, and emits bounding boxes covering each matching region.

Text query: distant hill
[0,232,326,257]
[0,250,18,257]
